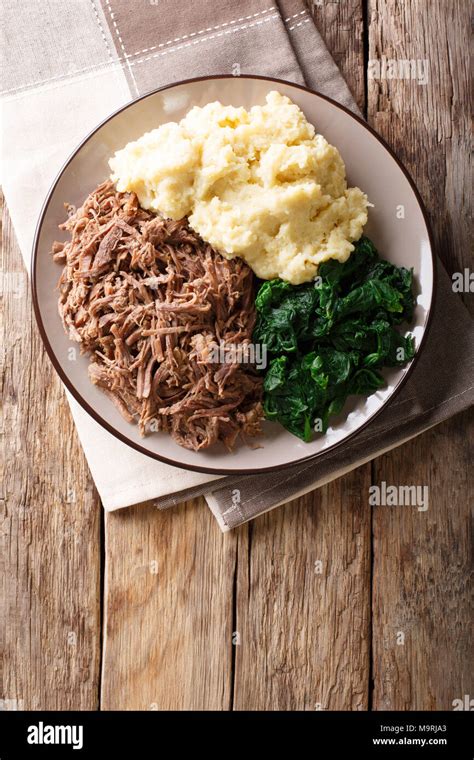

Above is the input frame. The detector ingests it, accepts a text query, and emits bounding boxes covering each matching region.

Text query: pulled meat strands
[52,180,263,451]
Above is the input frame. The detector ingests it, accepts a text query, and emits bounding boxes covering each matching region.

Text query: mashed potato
[110,91,369,284]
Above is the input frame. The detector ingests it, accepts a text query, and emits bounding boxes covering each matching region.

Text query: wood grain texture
[310,0,366,111]
[367,0,472,313]
[372,415,473,710]
[367,0,473,709]
[101,500,237,710]
[233,477,372,710]
[1,198,101,710]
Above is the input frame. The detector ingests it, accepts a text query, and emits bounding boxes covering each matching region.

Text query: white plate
[32,75,435,474]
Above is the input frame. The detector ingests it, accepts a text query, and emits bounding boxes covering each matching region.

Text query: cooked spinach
[253,237,415,441]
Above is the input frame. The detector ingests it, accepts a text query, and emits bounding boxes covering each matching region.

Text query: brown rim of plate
[31,74,438,476]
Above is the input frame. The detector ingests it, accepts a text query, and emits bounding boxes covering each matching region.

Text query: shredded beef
[53,180,263,451]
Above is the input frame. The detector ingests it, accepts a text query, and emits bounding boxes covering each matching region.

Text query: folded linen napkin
[1,0,472,530]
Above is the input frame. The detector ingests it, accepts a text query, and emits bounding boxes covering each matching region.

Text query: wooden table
[3,0,472,711]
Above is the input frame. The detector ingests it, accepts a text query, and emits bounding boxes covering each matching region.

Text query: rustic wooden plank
[367,0,471,313]
[368,0,473,709]
[371,416,473,710]
[233,475,372,710]
[1,197,101,710]
[101,500,237,710]
[310,0,366,111]
[230,1,372,711]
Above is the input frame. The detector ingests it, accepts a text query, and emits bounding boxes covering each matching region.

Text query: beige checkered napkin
[2,0,472,529]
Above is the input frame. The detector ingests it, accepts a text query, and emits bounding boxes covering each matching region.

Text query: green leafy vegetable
[254,236,416,441]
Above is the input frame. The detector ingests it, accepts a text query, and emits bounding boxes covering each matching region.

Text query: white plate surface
[33,76,434,474]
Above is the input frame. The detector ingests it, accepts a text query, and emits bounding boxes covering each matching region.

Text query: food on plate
[51,94,416,453]
[52,181,263,451]
[110,91,369,285]
[253,237,415,440]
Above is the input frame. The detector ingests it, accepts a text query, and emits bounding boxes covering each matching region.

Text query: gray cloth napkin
[2,0,472,530]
